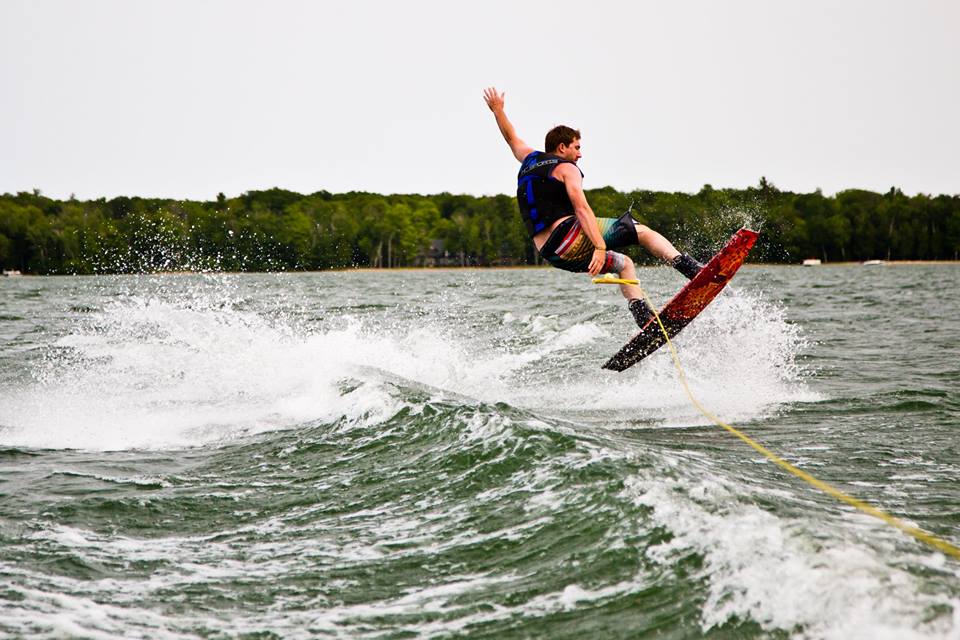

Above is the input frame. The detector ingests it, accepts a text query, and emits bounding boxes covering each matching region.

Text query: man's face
[557,139,582,164]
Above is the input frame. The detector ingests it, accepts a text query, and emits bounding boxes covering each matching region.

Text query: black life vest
[516,151,582,236]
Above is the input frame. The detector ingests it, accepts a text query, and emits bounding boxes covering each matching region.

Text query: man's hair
[544,125,581,152]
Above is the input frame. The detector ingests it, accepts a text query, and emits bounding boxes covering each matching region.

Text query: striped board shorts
[538,212,639,274]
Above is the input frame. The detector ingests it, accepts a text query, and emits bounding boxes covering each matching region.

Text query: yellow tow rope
[634,286,960,560]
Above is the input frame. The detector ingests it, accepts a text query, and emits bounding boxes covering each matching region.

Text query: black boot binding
[671,253,704,280]
[628,298,655,328]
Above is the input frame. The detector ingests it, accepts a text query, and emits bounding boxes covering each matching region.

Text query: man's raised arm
[483,87,534,162]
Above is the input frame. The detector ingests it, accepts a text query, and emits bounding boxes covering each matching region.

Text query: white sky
[2,0,958,201]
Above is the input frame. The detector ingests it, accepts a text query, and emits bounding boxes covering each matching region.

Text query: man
[483,87,703,328]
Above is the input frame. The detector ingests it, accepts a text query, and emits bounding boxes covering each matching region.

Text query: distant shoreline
[337,260,960,273]
[4,260,959,277]
[787,260,960,267]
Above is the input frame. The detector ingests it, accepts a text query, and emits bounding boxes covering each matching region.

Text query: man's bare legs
[634,223,680,262]
[620,222,706,327]
[611,255,656,328]
[616,256,643,300]
[635,222,704,280]
[601,221,708,329]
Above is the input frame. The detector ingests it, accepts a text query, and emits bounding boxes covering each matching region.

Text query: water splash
[0,274,813,451]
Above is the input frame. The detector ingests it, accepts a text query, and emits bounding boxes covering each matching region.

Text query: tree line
[1,179,958,274]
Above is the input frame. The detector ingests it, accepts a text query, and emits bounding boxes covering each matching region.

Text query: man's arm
[554,163,608,276]
[483,87,534,162]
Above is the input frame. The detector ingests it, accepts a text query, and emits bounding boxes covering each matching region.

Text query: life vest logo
[519,158,559,177]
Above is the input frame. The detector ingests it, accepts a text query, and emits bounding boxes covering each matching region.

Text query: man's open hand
[588,248,606,276]
[483,87,505,112]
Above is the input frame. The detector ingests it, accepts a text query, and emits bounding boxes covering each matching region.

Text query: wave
[2,390,956,638]
[0,278,816,451]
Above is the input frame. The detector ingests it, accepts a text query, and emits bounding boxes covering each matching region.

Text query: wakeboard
[602,228,759,372]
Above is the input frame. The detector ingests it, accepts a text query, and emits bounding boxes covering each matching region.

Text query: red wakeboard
[602,228,759,372]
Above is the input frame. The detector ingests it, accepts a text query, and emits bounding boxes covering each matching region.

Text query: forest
[1,179,958,274]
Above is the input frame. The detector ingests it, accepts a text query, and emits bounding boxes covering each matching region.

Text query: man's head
[545,125,582,163]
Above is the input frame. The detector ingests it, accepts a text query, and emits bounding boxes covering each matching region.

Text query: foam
[517,287,820,427]
[624,468,960,638]
[0,298,405,450]
[0,277,813,451]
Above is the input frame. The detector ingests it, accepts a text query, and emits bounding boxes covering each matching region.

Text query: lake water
[1,263,958,638]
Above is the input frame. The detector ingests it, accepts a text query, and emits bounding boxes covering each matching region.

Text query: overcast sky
[2,1,958,201]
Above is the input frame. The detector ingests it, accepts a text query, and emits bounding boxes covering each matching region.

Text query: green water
[1,264,958,638]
